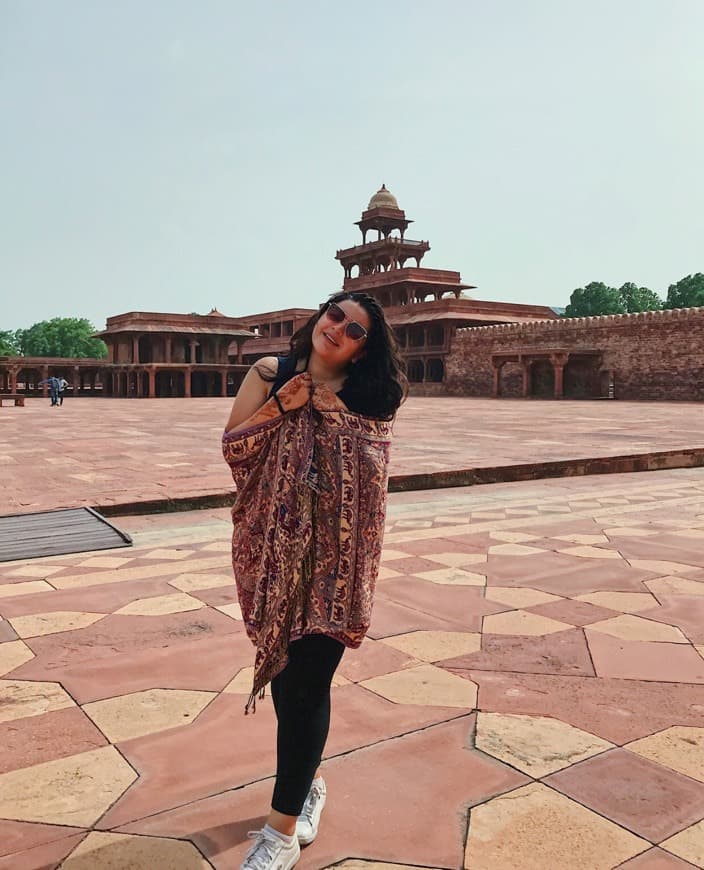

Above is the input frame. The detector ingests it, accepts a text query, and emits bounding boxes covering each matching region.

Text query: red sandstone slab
[484,550,655,595]
[0,833,86,870]
[378,555,452,575]
[337,637,418,682]
[619,849,700,869]
[119,716,526,869]
[0,576,177,618]
[0,620,18,641]
[586,631,704,683]
[376,578,508,631]
[0,820,84,859]
[471,670,704,744]
[0,706,107,774]
[98,684,465,829]
[368,597,472,638]
[525,598,618,626]
[22,608,241,669]
[188,585,239,607]
[545,748,704,841]
[386,534,492,556]
[615,537,704,569]
[640,595,704,643]
[14,632,253,704]
[443,629,595,677]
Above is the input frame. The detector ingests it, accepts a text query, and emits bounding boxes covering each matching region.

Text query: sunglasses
[323,301,368,342]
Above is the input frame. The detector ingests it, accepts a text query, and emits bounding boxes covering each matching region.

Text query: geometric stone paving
[2,467,704,867]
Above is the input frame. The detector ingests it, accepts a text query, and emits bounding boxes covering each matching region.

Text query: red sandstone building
[3,185,701,401]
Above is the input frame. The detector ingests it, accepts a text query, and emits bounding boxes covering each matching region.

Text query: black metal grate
[0,507,132,562]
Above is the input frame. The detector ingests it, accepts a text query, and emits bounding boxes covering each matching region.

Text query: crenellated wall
[445,307,704,400]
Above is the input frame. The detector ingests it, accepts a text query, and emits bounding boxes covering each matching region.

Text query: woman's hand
[275,372,313,412]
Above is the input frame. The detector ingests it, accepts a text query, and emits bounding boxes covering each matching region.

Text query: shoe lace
[242,830,281,869]
[300,782,324,824]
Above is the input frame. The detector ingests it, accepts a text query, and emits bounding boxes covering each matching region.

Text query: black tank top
[270,355,361,414]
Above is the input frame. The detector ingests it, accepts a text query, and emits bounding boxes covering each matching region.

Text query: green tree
[565,282,626,317]
[0,330,20,355]
[617,282,662,313]
[16,318,108,358]
[664,273,704,309]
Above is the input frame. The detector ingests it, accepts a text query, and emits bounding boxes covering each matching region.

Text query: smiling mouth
[323,332,338,347]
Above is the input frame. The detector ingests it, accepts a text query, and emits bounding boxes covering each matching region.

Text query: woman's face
[311,298,371,368]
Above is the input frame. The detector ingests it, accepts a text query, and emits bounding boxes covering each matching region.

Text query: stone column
[132,335,140,364]
[521,361,531,398]
[491,363,504,398]
[185,367,192,398]
[165,336,172,364]
[148,368,156,398]
[189,339,197,364]
[237,341,243,364]
[9,367,18,394]
[550,353,569,400]
[221,369,228,397]
[73,366,80,395]
[41,364,49,397]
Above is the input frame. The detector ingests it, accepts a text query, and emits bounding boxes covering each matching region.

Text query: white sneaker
[296,777,327,846]
[241,827,300,869]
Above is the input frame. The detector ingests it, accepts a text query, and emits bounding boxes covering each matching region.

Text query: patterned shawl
[222,386,392,712]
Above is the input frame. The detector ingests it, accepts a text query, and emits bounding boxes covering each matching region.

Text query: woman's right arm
[224,359,312,434]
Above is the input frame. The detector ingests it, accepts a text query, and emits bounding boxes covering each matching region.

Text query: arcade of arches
[492,350,608,399]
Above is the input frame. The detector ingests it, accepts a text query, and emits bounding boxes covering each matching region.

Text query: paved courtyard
[1,397,704,514]
[2,467,704,868]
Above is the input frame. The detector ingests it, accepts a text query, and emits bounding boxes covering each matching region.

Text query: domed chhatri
[368,184,399,210]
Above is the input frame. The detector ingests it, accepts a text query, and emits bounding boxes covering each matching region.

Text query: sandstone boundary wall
[445,306,704,400]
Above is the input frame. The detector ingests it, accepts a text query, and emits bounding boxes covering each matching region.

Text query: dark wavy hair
[285,291,407,419]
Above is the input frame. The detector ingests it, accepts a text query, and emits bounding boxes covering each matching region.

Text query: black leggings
[270,634,345,816]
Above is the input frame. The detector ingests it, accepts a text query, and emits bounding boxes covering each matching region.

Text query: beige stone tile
[558,545,622,559]
[5,564,65,578]
[489,531,540,543]
[661,820,704,867]
[52,556,231,590]
[426,552,487,567]
[200,540,232,552]
[9,610,106,638]
[140,548,196,560]
[603,526,657,537]
[379,548,411,561]
[381,630,481,662]
[488,544,545,556]
[696,645,704,662]
[215,602,242,620]
[167,571,234,592]
[465,783,648,870]
[361,664,477,708]
[62,831,211,869]
[483,610,571,637]
[627,726,704,783]
[77,556,133,569]
[555,534,611,545]
[0,580,53,597]
[585,614,688,643]
[0,746,137,826]
[377,566,402,580]
[114,592,206,617]
[434,516,470,526]
[471,512,507,520]
[628,559,701,575]
[0,640,35,675]
[475,713,613,778]
[82,688,216,742]
[0,678,75,723]
[485,587,561,608]
[223,666,254,695]
[575,591,660,613]
[645,576,704,597]
[412,567,486,586]
[670,528,704,539]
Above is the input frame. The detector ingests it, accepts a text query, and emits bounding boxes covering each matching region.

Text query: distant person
[58,378,69,405]
[223,292,406,870]
[38,376,60,406]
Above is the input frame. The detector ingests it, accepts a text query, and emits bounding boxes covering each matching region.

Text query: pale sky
[2,0,703,331]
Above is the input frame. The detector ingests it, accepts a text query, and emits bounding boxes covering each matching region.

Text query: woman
[223,291,406,870]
